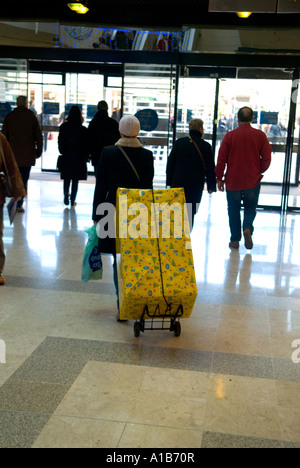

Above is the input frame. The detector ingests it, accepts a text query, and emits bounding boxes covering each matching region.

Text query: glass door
[218,76,293,210]
[288,83,300,211]
[123,64,176,189]
[29,71,122,172]
[176,77,217,146]
[28,73,66,172]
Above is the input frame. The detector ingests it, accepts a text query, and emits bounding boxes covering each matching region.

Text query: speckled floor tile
[0,411,50,449]
[10,337,99,385]
[0,380,70,413]
[212,352,274,379]
[201,431,282,448]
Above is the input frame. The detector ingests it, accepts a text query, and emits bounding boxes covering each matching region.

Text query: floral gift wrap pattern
[116,188,198,321]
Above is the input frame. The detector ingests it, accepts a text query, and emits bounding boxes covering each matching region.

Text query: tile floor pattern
[0,174,300,448]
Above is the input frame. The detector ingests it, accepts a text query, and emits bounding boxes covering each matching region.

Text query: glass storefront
[0,58,299,213]
[27,72,122,173]
[123,64,176,188]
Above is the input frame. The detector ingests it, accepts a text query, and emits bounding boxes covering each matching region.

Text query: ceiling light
[68,3,89,14]
[236,11,253,18]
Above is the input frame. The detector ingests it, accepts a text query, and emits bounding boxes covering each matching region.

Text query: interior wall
[0,22,57,47]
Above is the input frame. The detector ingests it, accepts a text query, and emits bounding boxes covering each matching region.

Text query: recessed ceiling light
[236,11,252,18]
[68,3,89,14]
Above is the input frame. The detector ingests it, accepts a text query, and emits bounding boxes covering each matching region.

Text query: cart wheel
[174,321,181,337]
[134,322,141,338]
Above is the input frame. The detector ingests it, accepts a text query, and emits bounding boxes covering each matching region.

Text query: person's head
[17,96,28,108]
[189,118,204,135]
[119,115,140,138]
[97,100,108,112]
[67,105,84,124]
[238,107,254,125]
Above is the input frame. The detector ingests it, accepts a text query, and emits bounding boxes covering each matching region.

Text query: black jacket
[166,130,217,202]
[88,110,120,167]
[58,121,89,180]
[93,140,154,254]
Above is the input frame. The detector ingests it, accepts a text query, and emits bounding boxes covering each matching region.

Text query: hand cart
[134,303,184,338]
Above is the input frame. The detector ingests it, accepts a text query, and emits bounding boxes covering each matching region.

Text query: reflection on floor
[0,176,300,448]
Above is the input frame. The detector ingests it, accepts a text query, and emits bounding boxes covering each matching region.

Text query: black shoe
[64,194,70,206]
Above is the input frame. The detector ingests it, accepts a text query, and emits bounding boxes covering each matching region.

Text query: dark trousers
[184,186,204,231]
[226,184,261,242]
[63,179,79,204]
[18,166,31,208]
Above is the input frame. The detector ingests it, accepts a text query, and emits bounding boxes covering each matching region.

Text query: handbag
[0,136,13,198]
[57,155,64,171]
[189,137,208,173]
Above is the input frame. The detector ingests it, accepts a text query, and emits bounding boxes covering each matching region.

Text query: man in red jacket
[215,107,272,250]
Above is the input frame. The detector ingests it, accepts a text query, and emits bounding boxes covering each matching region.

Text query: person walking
[166,118,217,230]
[2,96,43,213]
[0,132,26,285]
[58,106,90,208]
[215,106,272,250]
[92,115,154,318]
[88,100,120,172]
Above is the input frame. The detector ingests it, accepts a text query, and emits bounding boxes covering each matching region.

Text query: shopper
[58,106,90,208]
[92,115,154,317]
[215,106,272,250]
[166,118,217,230]
[2,96,43,213]
[0,133,26,285]
[88,100,120,172]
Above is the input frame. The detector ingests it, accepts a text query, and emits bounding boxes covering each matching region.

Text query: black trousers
[63,179,79,204]
[18,166,31,208]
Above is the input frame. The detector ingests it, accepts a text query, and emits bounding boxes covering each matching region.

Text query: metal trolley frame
[134,303,184,338]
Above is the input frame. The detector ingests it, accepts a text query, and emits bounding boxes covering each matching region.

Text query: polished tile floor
[0,172,300,448]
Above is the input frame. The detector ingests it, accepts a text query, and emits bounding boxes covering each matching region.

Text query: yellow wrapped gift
[116,188,198,321]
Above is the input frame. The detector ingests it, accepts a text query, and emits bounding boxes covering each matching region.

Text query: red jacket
[215,124,272,191]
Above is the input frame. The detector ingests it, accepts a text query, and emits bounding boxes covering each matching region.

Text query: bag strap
[189,137,207,173]
[118,146,141,183]
[0,136,9,175]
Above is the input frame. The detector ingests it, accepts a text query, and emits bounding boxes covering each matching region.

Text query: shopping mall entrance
[0,57,299,213]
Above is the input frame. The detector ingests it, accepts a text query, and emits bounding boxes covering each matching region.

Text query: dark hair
[238,107,254,123]
[67,105,83,124]
[97,100,108,111]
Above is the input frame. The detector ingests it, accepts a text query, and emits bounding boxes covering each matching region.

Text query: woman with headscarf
[92,115,154,317]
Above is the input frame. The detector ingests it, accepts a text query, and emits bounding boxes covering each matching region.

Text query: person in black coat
[166,118,217,230]
[92,115,154,317]
[88,100,120,172]
[58,106,89,207]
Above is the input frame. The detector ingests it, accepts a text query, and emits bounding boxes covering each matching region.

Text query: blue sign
[65,103,83,116]
[252,111,258,124]
[135,109,159,132]
[87,105,98,119]
[260,111,278,125]
[43,102,60,115]
[0,102,12,123]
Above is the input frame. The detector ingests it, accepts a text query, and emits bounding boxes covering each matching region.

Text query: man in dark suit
[167,118,217,230]
[88,100,120,173]
[2,96,43,213]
